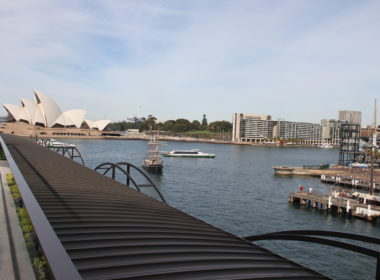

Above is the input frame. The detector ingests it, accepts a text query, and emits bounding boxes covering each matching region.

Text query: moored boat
[320,142,333,149]
[39,138,76,148]
[163,149,215,158]
[142,136,163,172]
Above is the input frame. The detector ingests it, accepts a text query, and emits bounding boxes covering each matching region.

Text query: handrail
[244,230,380,280]
[32,137,85,165]
[0,136,82,280]
[51,146,85,165]
[245,230,380,245]
[94,162,166,203]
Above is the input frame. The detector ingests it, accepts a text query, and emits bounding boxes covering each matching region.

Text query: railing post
[112,165,115,179]
[127,164,130,186]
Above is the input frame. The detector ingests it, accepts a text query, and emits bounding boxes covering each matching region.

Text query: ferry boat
[163,149,215,158]
[320,142,333,149]
[38,139,76,148]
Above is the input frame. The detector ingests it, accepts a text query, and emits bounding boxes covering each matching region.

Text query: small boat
[142,136,163,172]
[163,149,215,158]
[40,139,76,147]
[320,142,333,149]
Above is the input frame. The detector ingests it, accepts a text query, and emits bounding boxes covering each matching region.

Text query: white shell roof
[85,119,111,131]
[34,89,62,127]
[54,109,86,128]
[1,90,107,129]
[21,98,40,124]
[3,104,23,121]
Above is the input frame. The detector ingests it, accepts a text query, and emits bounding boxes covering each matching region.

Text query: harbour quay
[321,174,380,193]
[274,165,380,192]
[289,191,380,221]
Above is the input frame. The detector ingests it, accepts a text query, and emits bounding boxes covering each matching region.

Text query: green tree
[137,115,157,131]
[161,120,176,131]
[192,120,201,131]
[208,120,232,132]
[173,119,192,132]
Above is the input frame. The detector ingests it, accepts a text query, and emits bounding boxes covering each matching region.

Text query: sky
[0,0,379,126]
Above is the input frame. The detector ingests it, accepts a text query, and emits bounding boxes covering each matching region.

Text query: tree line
[105,115,232,134]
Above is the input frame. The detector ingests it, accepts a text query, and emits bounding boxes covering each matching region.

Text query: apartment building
[339,110,361,125]
[232,110,362,145]
[321,119,342,145]
[232,113,273,142]
[274,120,322,144]
[233,113,331,145]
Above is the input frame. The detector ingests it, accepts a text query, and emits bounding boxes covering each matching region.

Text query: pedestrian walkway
[0,160,35,280]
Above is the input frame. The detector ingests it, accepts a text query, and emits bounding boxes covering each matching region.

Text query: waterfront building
[232,113,275,143]
[321,119,342,145]
[232,113,321,145]
[339,110,361,126]
[274,120,322,145]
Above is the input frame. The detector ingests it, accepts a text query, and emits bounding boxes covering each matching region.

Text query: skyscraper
[338,110,361,126]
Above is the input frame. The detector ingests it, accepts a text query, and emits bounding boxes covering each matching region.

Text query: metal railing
[245,230,380,280]
[50,146,85,165]
[0,136,82,280]
[95,162,166,203]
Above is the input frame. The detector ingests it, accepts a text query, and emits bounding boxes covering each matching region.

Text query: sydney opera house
[1,90,111,137]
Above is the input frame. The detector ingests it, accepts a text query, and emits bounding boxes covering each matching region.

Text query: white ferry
[163,149,215,158]
[40,139,76,148]
[320,142,333,149]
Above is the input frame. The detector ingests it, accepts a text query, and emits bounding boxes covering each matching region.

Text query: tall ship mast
[370,99,377,195]
[142,136,163,173]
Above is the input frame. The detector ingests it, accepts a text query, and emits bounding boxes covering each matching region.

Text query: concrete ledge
[0,161,35,280]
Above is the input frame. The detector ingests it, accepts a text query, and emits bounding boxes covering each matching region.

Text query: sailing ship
[142,136,163,172]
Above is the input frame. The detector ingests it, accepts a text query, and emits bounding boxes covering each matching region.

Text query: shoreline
[31,134,333,148]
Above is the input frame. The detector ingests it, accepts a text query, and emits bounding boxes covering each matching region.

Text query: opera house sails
[3,90,110,131]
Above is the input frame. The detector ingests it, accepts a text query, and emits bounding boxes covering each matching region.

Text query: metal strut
[244,230,380,280]
[50,147,85,166]
[94,162,166,203]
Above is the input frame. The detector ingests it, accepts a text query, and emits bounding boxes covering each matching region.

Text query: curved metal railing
[245,230,380,279]
[50,146,85,166]
[32,137,85,165]
[94,162,166,203]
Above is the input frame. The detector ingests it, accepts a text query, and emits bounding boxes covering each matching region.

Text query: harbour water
[64,138,379,280]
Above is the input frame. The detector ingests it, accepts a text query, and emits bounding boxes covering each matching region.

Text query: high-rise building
[321,119,342,145]
[232,113,321,144]
[274,121,321,141]
[339,110,361,125]
[232,113,273,142]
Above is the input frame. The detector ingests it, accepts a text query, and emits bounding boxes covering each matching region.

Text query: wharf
[321,174,380,193]
[273,166,333,176]
[289,191,380,221]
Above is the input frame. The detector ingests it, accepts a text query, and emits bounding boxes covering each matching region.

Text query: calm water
[62,138,379,280]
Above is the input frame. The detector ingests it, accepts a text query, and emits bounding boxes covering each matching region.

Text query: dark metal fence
[245,230,380,280]
[95,162,166,203]
[0,136,83,280]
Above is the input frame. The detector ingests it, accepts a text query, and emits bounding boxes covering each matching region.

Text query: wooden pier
[320,174,379,193]
[289,191,380,221]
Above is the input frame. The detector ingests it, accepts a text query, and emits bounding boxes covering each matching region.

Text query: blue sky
[1,0,379,125]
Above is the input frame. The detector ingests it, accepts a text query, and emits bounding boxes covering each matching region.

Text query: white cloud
[0,1,379,125]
